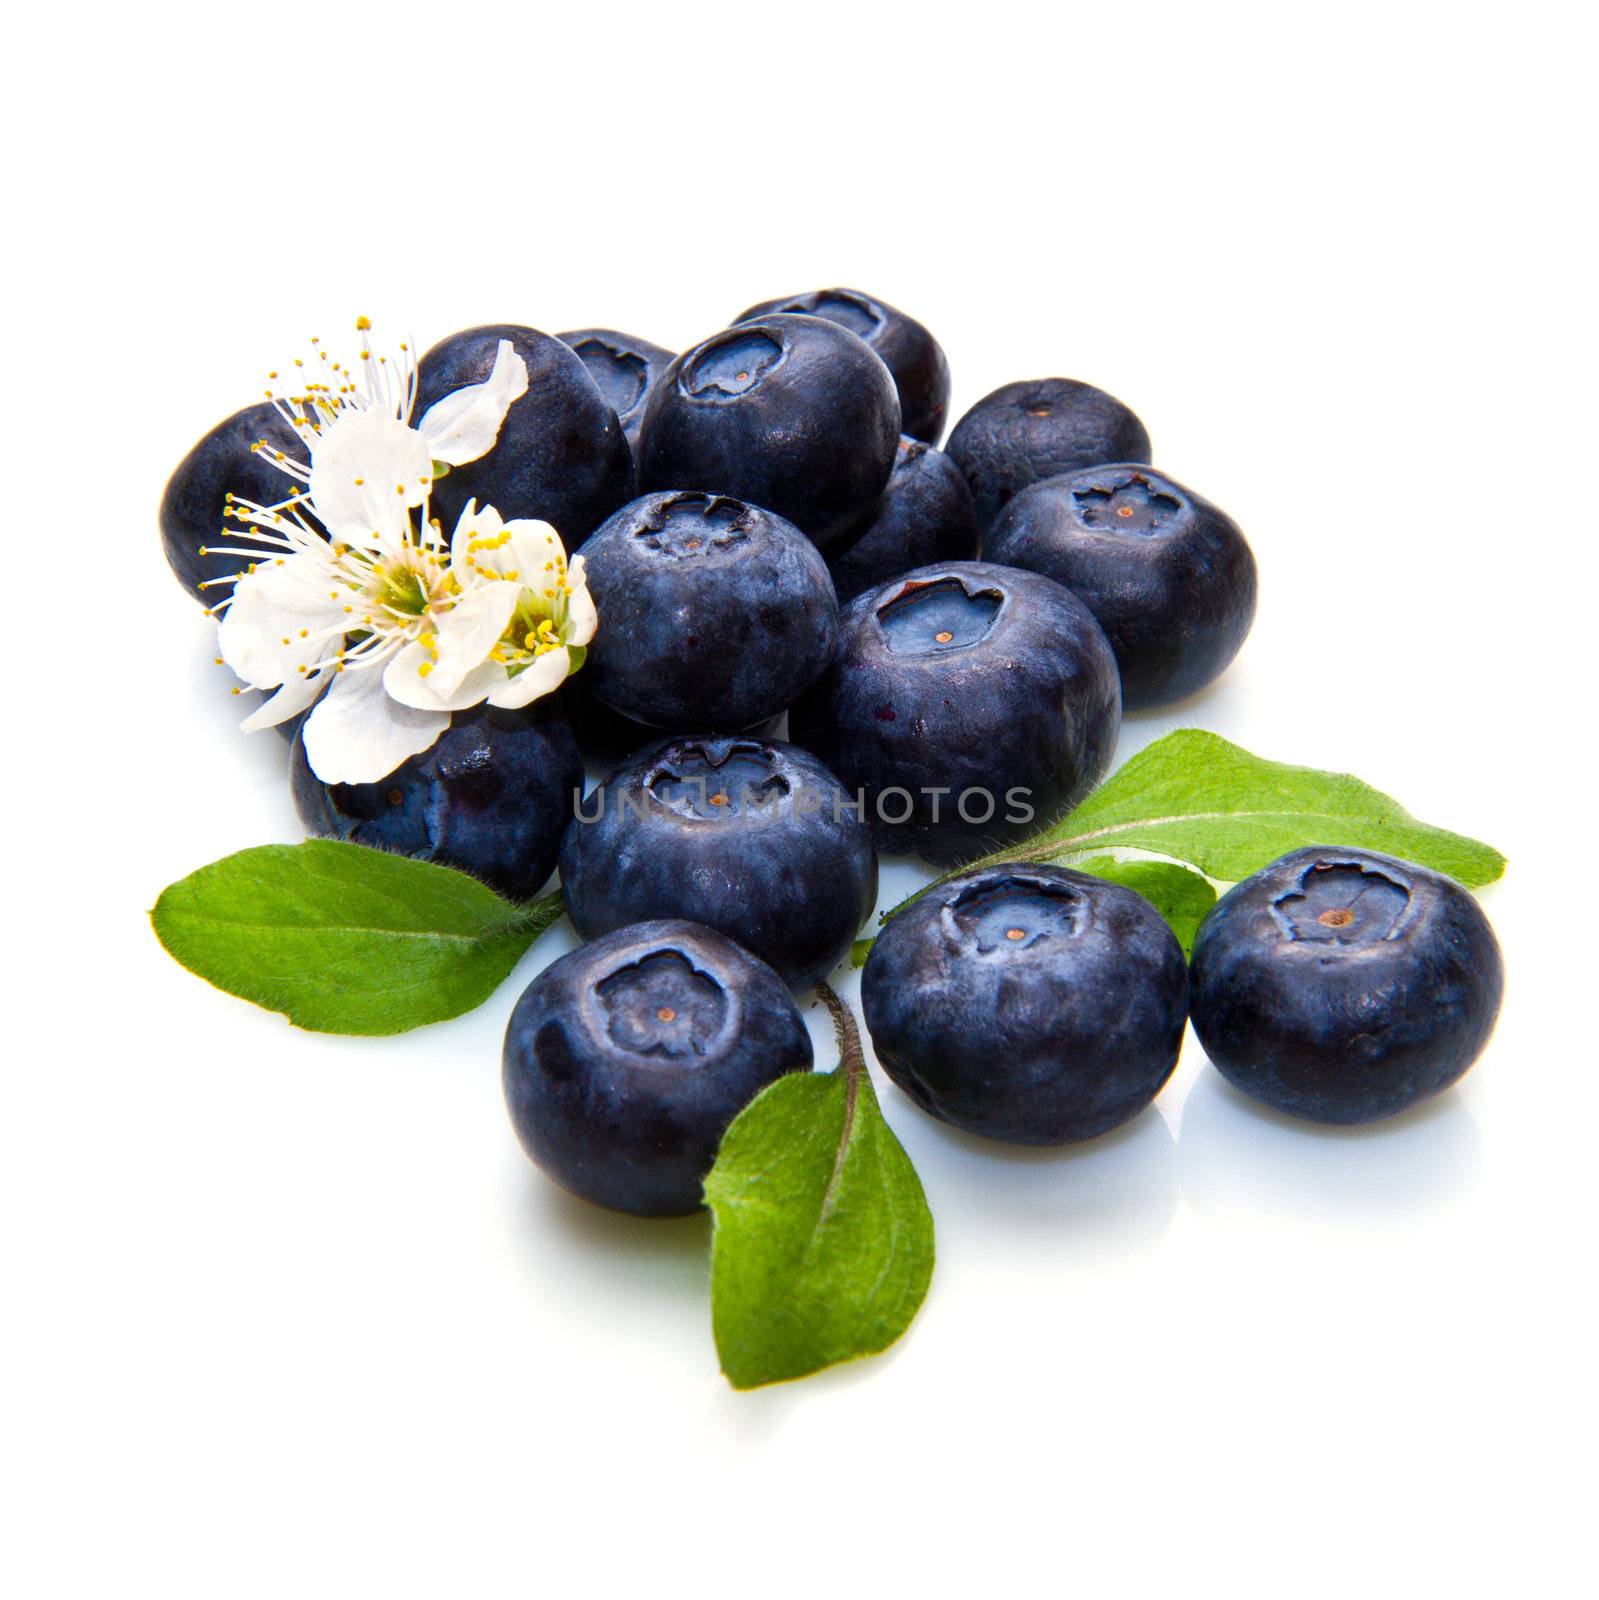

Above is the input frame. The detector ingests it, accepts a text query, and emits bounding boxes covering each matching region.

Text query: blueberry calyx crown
[634,492,753,558]
[645,739,789,820]
[773,289,885,340]
[682,328,784,398]
[1071,471,1184,537]
[876,575,1005,656]
[567,336,651,414]
[594,948,731,1061]
[1270,859,1413,947]
[945,874,1086,953]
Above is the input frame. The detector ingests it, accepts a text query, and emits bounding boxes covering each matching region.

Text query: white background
[5,4,1595,1595]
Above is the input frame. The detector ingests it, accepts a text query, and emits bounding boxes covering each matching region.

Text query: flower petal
[308,411,433,547]
[430,581,521,697]
[501,518,563,597]
[239,668,330,732]
[417,340,530,466]
[488,646,570,709]
[383,642,508,713]
[449,499,509,581]
[565,556,598,646]
[218,552,346,688]
[301,666,449,784]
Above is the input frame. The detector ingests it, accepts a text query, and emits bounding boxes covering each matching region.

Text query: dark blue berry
[160,401,317,605]
[947,378,1152,528]
[580,491,838,731]
[984,465,1257,708]
[556,328,674,456]
[413,324,635,549]
[732,287,950,443]
[290,700,583,902]
[789,561,1121,864]
[1190,848,1504,1125]
[638,313,900,546]
[862,864,1188,1144]
[503,920,813,1216]
[826,437,980,604]
[559,678,781,766]
[559,736,878,990]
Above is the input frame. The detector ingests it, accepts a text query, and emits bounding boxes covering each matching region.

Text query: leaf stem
[813,982,865,1224]
[815,982,865,1080]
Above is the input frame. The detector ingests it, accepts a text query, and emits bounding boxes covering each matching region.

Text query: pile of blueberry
[163,289,1503,1220]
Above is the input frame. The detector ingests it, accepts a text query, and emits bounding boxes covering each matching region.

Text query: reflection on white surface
[892,1096,1179,1255]
[1176,1066,1483,1220]
[517,1170,712,1304]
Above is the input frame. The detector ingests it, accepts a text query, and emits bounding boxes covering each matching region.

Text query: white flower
[384,502,597,716]
[203,321,594,785]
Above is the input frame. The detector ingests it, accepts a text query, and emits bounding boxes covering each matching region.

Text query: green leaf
[150,840,564,1034]
[1069,855,1217,958]
[1012,729,1506,888]
[705,985,934,1390]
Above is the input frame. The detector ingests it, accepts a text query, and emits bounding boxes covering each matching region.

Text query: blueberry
[826,437,981,604]
[556,328,674,456]
[789,561,1121,864]
[159,401,318,605]
[1190,848,1504,1125]
[732,287,951,444]
[559,736,878,990]
[862,864,1187,1144]
[984,465,1257,708]
[413,324,634,548]
[580,491,839,731]
[559,678,781,767]
[290,700,583,902]
[503,920,813,1216]
[638,313,901,546]
[946,379,1152,528]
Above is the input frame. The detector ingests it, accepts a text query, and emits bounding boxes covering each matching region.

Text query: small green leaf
[705,985,934,1390]
[1070,855,1217,958]
[151,840,564,1034]
[1014,729,1506,887]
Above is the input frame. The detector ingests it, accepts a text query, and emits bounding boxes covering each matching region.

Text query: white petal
[449,499,508,579]
[507,518,565,578]
[488,647,570,709]
[383,643,507,713]
[565,559,598,646]
[239,668,330,732]
[431,582,521,696]
[218,553,346,688]
[417,340,529,466]
[308,411,433,547]
[301,667,449,785]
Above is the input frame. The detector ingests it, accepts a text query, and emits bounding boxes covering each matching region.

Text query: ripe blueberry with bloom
[199,322,597,785]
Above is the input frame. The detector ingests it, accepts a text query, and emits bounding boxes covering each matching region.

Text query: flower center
[377,564,432,616]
